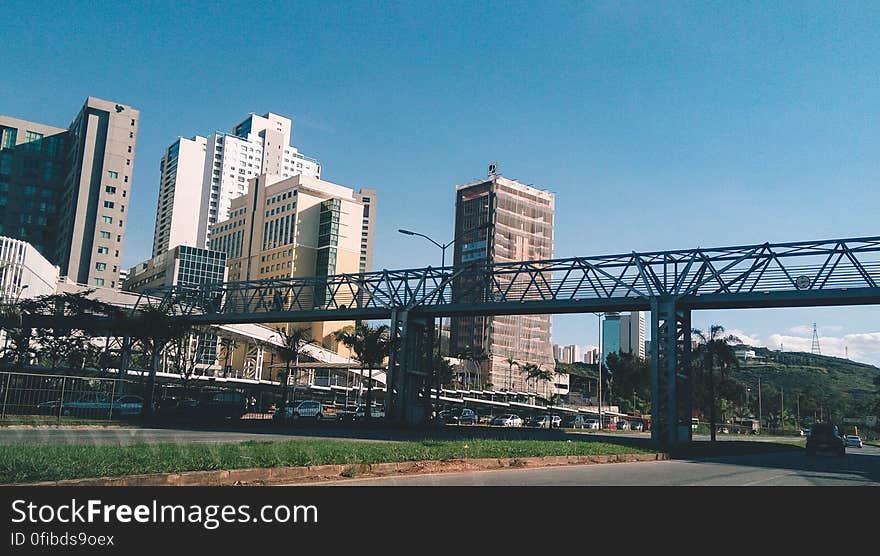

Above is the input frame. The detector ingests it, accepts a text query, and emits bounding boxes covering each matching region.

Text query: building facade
[602,311,646,361]
[208,173,374,348]
[449,172,562,397]
[0,236,59,303]
[0,97,138,288]
[123,245,228,293]
[152,112,321,257]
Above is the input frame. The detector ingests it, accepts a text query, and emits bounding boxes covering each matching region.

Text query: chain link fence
[0,371,146,422]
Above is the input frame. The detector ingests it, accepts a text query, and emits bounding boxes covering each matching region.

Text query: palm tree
[505,357,518,392]
[455,345,487,390]
[334,323,392,421]
[692,325,740,442]
[276,327,314,409]
[219,337,237,378]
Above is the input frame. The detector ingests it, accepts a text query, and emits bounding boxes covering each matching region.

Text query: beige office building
[0,97,138,287]
[209,173,375,348]
[449,171,563,397]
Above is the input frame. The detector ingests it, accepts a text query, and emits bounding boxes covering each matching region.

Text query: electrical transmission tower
[811,323,821,355]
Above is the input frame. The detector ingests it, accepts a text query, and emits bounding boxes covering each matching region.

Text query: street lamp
[593,312,604,429]
[399,222,490,421]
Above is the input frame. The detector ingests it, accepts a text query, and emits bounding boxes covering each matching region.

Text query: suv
[440,408,476,425]
[164,390,247,421]
[806,423,846,456]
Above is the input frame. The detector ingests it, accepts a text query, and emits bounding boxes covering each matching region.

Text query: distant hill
[733,347,880,419]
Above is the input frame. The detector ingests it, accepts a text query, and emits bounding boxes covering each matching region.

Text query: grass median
[0,438,654,484]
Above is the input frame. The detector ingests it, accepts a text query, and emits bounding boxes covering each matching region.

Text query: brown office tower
[449,170,564,398]
[0,97,139,288]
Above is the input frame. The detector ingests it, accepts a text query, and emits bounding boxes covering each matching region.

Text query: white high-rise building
[151,112,320,258]
[620,311,646,359]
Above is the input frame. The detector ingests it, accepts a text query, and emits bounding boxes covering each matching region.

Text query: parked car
[490,414,523,427]
[274,400,337,422]
[630,421,645,431]
[805,423,846,456]
[529,415,562,428]
[164,390,248,421]
[353,404,384,420]
[616,421,631,431]
[570,415,600,429]
[37,393,144,417]
[844,435,863,448]
[439,408,477,425]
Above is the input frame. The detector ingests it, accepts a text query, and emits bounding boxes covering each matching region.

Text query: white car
[571,416,600,429]
[278,400,334,421]
[844,435,863,448]
[491,414,523,427]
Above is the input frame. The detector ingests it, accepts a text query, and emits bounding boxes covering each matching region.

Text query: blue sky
[2,2,880,362]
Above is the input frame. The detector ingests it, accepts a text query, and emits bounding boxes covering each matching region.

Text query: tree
[523,363,553,398]
[334,324,392,421]
[219,337,237,378]
[123,301,193,420]
[504,357,518,391]
[692,325,740,442]
[276,327,314,409]
[169,326,210,397]
[433,354,455,388]
[455,345,487,389]
[604,352,651,413]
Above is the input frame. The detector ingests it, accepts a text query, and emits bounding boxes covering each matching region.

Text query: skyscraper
[602,311,646,361]
[449,170,562,396]
[208,173,375,348]
[152,112,320,257]
[0,97,139,287]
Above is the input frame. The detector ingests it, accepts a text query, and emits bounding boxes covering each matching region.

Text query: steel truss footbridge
[11,235,880,445]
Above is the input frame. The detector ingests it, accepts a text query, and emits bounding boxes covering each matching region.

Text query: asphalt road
[307,444,880,486]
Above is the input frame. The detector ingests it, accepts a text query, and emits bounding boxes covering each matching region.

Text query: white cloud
[768,331,880,363]
[722,329,764,347]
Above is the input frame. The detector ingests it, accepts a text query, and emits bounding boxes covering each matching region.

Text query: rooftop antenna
[811,323,821,355]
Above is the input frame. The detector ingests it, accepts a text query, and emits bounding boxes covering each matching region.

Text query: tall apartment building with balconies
[151,112,320,258]
[0,97,139,288]
[449,170,563,397]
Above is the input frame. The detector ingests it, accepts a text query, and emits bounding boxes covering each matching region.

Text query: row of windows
[267,190,295,206]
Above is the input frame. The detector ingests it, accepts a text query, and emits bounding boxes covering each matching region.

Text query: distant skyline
[3,2,880,363]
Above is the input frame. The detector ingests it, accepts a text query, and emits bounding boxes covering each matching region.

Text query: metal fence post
[58,376,66,423]
[108,379,116,421]
[1,372,10,418]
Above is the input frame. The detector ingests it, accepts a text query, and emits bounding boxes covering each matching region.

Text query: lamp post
[398,222,489,420]
[593,312,603,429]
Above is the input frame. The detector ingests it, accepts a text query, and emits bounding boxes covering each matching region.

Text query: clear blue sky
[3,1,880,362]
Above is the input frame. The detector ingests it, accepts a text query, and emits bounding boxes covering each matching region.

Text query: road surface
[304,444,880,486]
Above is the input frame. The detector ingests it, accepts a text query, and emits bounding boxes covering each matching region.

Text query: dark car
[440,408,477,425]
[161,390,248,421]
[805,423,846,456]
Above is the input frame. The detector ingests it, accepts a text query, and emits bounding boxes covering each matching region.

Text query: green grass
[0,438,654,484]
[0,415,128,427]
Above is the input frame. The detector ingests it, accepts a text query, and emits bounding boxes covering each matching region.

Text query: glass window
[107,171,119,179]
[97,247,109,254]
[105,186,116,194]
[94,278,105,286]
[102,216,113,224]
[103,201,114,208]
[95,263,106,271]
[100,231,111,239]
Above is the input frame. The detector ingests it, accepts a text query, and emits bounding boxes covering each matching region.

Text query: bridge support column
[387,311,434,425]
[650,297,692,447]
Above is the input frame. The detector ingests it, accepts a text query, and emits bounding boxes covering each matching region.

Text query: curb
[19,452,669,486]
